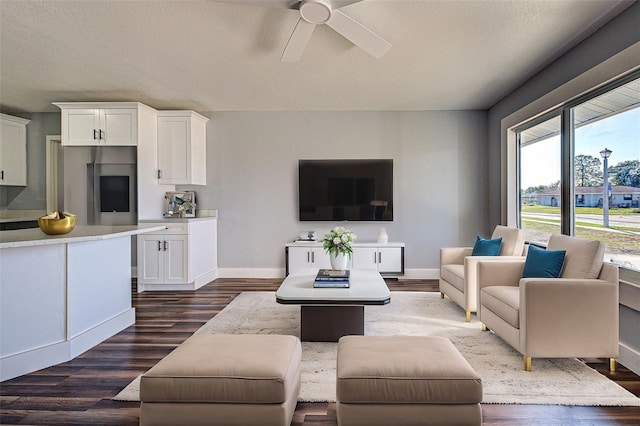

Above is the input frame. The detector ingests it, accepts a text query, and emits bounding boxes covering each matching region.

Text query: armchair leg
[440,292,444,299]
[610,358,616,372]
[465,310,471,322]
[524,356,532,372]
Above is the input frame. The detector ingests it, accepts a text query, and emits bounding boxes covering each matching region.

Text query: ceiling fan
[224,0,391,61]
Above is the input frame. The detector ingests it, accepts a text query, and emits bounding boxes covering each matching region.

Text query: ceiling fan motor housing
[300,0,332,24]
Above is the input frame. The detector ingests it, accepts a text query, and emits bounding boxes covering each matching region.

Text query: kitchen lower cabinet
[137,218,218,291]
[138,233,188,284]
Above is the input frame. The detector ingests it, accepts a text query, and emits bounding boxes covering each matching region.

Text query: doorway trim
[45,135,61,212]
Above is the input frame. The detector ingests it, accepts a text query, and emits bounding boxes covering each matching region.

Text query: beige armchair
[477,234,619,371]
[439,225,525,321]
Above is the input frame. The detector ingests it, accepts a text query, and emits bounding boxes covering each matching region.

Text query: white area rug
[114,291,640,406]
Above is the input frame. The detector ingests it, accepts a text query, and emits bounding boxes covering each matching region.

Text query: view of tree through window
[518,76,639,271]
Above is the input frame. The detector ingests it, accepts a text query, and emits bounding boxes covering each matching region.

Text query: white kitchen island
[0,224,164,381]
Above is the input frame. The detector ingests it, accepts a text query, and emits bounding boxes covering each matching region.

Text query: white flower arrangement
[322,226,356,257]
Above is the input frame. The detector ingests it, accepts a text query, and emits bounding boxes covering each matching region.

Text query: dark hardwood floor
[1,278,639,425]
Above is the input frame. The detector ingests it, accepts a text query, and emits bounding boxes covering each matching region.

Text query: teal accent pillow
[471,236,502,256]
[522,245,566,278]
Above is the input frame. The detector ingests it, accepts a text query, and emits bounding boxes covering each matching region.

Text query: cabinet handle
[157,170,162,179]
[311,251,315,263]
[0,170,3,180]
[158,241,162,251]
[373,253,377,263]
[99,129,104,140]
[378,252,382,263]
[163,241,168,251]
[93,129,98,140]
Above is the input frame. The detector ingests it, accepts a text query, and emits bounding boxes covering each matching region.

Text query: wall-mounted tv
[298,159,393,221]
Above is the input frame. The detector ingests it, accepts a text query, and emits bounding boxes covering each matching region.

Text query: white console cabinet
[0,113,29,186]
[286,245,332,273]
[54,103,143,146]
[138,218,217,291]
[285,242,404,277]
[157,111,208,185]
[352,245,404,275]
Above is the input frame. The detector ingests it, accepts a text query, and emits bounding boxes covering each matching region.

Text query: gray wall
[0,112,60,209]
[487,2,640,226]
[179,110,488,271]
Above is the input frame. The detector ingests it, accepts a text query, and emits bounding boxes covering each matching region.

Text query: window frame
[505,67,639,271]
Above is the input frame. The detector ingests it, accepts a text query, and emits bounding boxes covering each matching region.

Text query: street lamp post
[600,147,612,227]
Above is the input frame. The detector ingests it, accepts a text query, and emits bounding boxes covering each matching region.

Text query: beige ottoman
[336,336,483,426]
[139,334,302,426]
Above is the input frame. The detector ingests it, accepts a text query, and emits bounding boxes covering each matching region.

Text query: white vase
[377,228,388,244]
[330,252,348,270]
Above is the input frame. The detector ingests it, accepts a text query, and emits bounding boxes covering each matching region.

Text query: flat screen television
[298,159,393,221]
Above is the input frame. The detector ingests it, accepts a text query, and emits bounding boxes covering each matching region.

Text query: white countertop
[0,224,166,248]
[139,216,217,224]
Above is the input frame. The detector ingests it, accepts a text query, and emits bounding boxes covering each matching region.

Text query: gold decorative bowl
[38,212,77,235]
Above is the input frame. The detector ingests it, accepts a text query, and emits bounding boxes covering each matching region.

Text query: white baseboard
[1,308,135,382]
[217,268,286,279]
[1,341,69,382]
[69,309,135,358]
[402,269,439,279]
[215,268,439,280]
[619,342,640,376]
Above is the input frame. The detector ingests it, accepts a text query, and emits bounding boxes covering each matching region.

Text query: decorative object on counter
[377,227,388,244]
[322,226,356,270]
[164,191,196,218]
[37,211,76,235]
[297,231,317,241]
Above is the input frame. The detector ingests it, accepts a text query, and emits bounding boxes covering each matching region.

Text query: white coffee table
[276,269,391,342]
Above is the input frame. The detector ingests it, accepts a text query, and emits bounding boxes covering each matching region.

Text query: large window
[519,115,561,245]
[518,74,640,270]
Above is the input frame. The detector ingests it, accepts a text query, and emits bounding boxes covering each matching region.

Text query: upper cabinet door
[157,115,190,183]
[157,111,208,185]
[56,103,138,146]
[101,109,137,146]
[0,113,30,186]
[63,109,99,146]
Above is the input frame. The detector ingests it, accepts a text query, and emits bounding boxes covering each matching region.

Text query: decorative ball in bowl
[38,211,76,235]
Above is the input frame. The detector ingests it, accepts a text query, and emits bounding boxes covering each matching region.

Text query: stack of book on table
[314,269,350,288]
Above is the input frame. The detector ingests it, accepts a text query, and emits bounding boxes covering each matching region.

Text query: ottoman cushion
[337,335,482,404]
[140,334,302,404]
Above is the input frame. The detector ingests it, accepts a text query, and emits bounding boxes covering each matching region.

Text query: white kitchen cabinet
[286,245,332,274]
[352,246,404,275]
[138,233,189,285]
[0,113,29,186]
[54,102,141,146]
[137,218,218,291]
[157,111,208,185]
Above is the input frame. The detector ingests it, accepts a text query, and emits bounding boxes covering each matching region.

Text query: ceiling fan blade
[326,9,391,58]
[213,0,300,9]
[281,17,316,61]
[331,0,364,7]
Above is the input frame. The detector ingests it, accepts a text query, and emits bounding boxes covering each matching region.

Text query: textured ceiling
[0,0,634,114]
